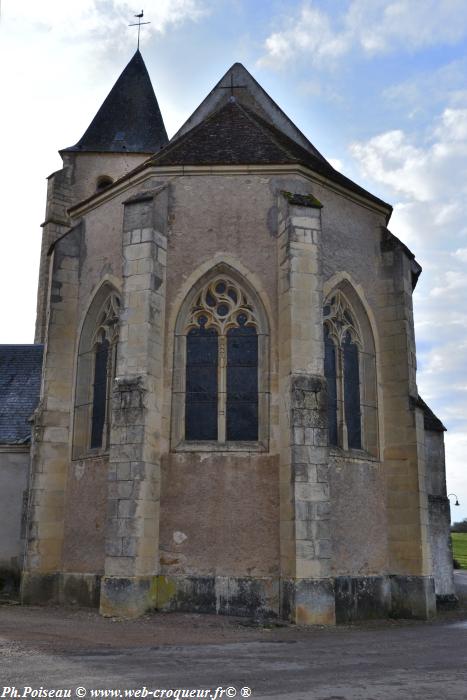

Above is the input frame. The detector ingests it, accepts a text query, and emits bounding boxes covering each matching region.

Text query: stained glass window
[227,323,258,441]
[74,290,120,457]
[324,290,363,451]
[185,325,218,440]
[182,276,261,444]
[343,332,361,449]
[90,338,109,449]
[324,326,338,446]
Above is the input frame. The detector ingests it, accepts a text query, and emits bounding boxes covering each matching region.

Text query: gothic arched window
[323,289,378,455]
[73,289,120,458]
[172,270,269,450]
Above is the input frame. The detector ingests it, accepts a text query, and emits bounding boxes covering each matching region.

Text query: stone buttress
[100,188,169,617]
[276,193,335,624]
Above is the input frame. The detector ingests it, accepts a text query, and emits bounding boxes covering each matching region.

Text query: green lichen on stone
[154,575,177,609]
[282,191,323,208]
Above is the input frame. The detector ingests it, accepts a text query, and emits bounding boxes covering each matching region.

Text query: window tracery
[172,270,269,450]
[324,290,366,451]
[73,289,121,458]
[185,278,259,334]
[184,277,259,443]
[89,294,120,449]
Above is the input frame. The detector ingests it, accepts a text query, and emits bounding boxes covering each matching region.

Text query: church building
[0,50,456,622]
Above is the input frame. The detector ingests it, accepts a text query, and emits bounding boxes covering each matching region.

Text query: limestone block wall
[378,252,432,585]
[425,428,448,496]
[329,456,388,577]
[26,181,130,600]
[35,166,75,343]
[61,457,108,574]
[0,447,29,595]
[64,152,149,207]
[162,177,280,560]
[425,429,455,599]
[25,161,443,620]
[23,226,82,602]
[317,181,431,579]
[275,194,335,624]
[58,193,126,578]
[100,188,169,617]
[35,152,148,343]
[160,453,279,578]
[310,183,390,581]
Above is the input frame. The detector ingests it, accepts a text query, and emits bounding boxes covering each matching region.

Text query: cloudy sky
[1,0,466,518]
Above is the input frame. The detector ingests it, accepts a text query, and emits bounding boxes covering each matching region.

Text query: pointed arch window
[323,290,377,455]
[73,290,120,458]
[172,271,269,450]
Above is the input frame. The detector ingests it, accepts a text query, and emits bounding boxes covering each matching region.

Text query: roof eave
[67,161,393,221]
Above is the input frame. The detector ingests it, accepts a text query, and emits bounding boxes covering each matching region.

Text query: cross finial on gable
[217,73,247,98]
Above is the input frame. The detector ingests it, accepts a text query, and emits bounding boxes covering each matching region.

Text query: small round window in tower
[96,175,114,192]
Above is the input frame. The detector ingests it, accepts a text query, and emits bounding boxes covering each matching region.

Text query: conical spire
[62,50,168,154]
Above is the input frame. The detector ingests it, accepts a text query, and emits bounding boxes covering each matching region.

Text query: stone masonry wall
[35,152,148,343]
[425,429,455,599]
[23,225,82,602]
[100,188,168,617]
[0,448,29,596]
[276,193,335,624]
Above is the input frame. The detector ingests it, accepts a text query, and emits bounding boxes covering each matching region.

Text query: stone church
[0,50,456,621]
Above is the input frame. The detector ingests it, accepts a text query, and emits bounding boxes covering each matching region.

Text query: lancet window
[323,289,376,452]
[172,270,269,449]
[73,289,120,458]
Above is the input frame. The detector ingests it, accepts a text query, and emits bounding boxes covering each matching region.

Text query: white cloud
[383,58,467,118]
[258,0,467,68]
[434,108,467,142]
[347,0,467,53]
[430,271,467,298]
[328,158,343,172]
[0,0,208,344]
[5,0,208,38]
[262,4,348,67]
[349,102,467,518]
[349,109,467,207]
[349,130,432,201]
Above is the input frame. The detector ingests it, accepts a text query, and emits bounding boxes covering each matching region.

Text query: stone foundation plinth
[21,571,437,623]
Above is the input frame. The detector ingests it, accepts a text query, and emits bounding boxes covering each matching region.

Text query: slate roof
[62,50,168,154]
[148,98,390,211]
[417,396,446,432]
[0,345,43,445]
[172,62,328,157]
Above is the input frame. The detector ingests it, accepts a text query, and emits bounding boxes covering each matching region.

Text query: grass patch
[451,533,467,569]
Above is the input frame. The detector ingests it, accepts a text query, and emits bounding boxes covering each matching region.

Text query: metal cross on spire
[129,10,151,51]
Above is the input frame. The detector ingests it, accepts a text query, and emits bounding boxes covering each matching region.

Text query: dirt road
[1,605,467,699]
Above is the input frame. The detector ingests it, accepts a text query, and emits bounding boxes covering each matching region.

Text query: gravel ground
[1,603,467,699]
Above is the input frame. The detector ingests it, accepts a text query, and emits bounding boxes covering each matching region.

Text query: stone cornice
[68,163,392,221]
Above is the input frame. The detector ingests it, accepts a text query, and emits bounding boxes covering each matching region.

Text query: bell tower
[35,50,168,342]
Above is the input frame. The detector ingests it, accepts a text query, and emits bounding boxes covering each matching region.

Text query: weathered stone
[19,56,448,629]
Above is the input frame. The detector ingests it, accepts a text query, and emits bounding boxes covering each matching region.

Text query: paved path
[1,606,467,700]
